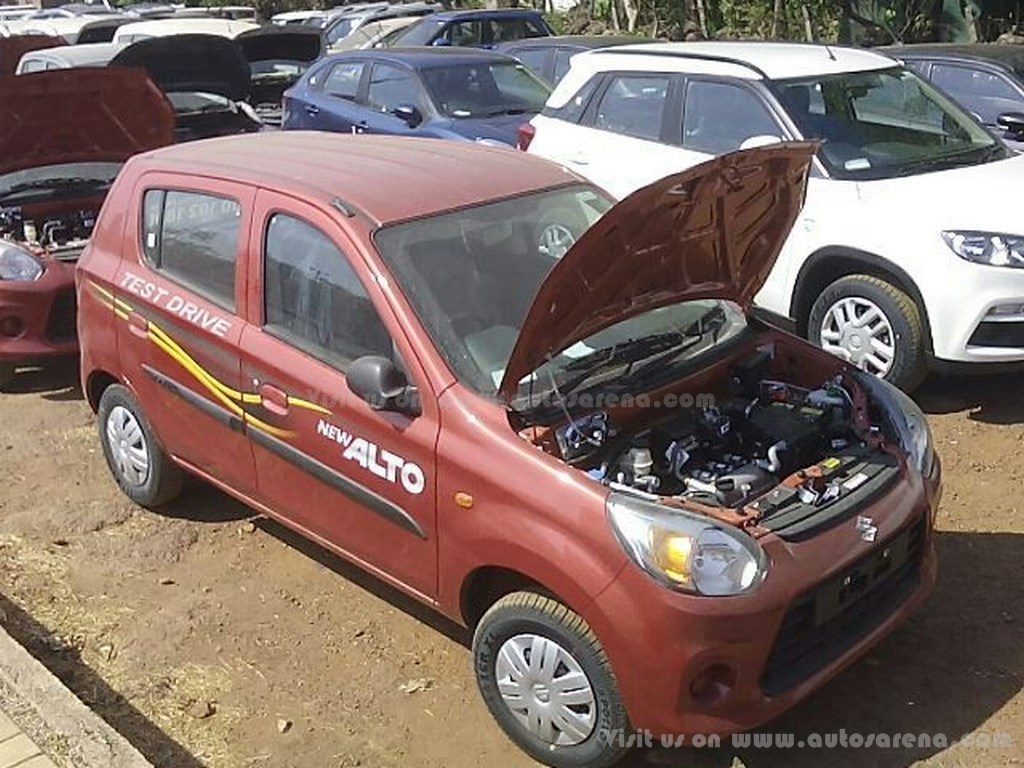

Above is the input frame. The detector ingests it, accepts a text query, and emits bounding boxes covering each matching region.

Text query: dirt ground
[0,360,1021,768]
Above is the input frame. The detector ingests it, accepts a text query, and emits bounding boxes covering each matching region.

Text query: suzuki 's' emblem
[856,516,878,542]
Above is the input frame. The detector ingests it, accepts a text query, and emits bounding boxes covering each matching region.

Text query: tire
[472,591,630,768]
[98,384,183,508]
[808,274,927,391]
[0,363,14,391]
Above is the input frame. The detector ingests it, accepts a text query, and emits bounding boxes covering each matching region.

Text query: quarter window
[142,190,241,310]
[682,80,781,155]
[593,74,670,141]
[263,214,392,370]
[366,63,421,113]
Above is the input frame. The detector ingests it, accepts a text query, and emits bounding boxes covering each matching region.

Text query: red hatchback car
[0,67,173,389]
[77,133,940,767]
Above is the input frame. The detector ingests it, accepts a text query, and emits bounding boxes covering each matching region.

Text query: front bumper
[588,463,940,738]
[924,247,1024,364]
[0,259,78,366]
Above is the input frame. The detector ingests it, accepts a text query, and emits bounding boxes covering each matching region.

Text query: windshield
[167,91,233,114]
[374,185,747,403]
[772,67,1008,180]
[421,61,550,118]
[0,161,122,203]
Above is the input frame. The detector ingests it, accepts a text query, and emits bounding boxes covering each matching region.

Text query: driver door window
[264,214,393,370]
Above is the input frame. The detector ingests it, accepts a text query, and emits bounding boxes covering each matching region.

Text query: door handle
[127,313,148,339]
[259,383,289,416]
[304,104,320,116]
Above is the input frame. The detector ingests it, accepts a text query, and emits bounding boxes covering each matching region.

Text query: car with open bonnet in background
[0,67,173,389]
[77,132,940,766]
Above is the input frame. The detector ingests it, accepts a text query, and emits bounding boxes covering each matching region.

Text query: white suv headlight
[0,242,43,281]
[607,491,768,596]
[942,231,1024,267]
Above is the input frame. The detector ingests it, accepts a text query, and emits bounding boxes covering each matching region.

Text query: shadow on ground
[250,521,1021,768]
[1,359,82,401]
[0,594,204,768]
[917,372,1024,425]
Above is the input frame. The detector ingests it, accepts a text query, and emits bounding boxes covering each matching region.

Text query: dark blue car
[281,48,551,146]
[388,8,552,48]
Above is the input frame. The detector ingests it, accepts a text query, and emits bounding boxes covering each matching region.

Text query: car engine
[554,352,870,510]
[0,205,98,262]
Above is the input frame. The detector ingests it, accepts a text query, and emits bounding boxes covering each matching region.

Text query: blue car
[388,8,552,48]
[282,48,551,146]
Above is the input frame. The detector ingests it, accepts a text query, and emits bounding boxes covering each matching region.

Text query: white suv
[525,41,1024,389]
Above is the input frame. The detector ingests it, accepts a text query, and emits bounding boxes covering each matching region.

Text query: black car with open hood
[109,33,262,141]
[236,25,325,125]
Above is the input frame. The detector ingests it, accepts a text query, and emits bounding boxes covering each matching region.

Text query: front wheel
[473,592,630,768]
[808,274,927,391]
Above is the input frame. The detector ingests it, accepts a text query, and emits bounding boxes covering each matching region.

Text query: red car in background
[77,134,940,767]
[0,67,174,389]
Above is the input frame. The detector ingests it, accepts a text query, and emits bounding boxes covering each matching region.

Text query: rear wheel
[0,363,13,391]
[98,384,183,508]
[808,274,927,391]
[473,591,630,768]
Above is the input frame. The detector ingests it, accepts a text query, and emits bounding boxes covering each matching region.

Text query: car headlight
[606,491,768,596]
[852,371,935,476]
[942,230,1024,267]
[0,242,43,281]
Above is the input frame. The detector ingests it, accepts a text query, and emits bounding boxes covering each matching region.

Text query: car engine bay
[545,344,902,534]
[0,204,98,262]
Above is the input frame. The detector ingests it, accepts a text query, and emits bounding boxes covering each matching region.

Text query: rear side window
[264,214,392,370]
[682,80,781,155]
[552,48,575,83]
[593,74,670,141]
[544,75,600,122]
[142,190,241,310]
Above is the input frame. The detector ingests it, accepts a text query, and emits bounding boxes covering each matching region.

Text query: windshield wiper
[0,177,112,202]
[895,145,1001,176]
[551,332,687,399]
[617,306,729,386]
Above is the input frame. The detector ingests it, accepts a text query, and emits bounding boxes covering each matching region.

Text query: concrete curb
[0,623,154,768]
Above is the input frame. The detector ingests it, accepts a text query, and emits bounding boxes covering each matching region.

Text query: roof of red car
[132,132,579,225]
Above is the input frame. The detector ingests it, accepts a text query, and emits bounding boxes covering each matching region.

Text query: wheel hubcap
[494,633,596,746]
[538,224,575,259]
[819,296,896,376]
[105,405,150,487]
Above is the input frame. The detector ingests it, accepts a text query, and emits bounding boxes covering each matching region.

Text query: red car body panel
[0,69,174,372]
[0,35,61,78]
[77,132,940,739]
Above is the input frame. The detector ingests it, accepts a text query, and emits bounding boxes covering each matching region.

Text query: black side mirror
[347,356,420,416]
[392,103,422,127]
[997,111,1024,136]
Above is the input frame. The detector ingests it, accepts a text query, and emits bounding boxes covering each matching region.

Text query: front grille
[760,518,926,697]
[968,321,1024,348]
[45,289,77,343]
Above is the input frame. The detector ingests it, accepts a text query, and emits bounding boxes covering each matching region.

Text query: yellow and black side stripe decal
[89,281,332,440]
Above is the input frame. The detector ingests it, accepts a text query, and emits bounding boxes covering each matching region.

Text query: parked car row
[3,33,1023,768]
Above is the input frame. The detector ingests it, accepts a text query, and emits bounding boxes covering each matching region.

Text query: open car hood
[236,25,324,64]
[498,143,816,400]
[0,68,175,176]
[110,33,251,101]
[0,34,61,77]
